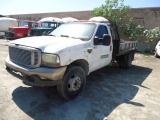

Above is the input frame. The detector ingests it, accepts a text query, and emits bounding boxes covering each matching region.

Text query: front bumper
[5,31,15,40]
[5,56,67,87]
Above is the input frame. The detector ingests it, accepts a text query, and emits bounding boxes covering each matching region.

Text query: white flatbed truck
[5,17,137,99]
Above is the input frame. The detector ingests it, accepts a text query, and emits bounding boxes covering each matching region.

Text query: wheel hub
[67,75,82,92]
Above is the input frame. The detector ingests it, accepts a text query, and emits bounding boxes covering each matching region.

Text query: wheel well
[116,51,135,61]
[67,59,89,76]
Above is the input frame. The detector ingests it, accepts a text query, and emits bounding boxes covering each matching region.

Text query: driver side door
[91,25,112,71]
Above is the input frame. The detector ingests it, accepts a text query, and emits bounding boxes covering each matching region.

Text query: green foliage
[93,0,130,27]
[123,18,144,41]
[144,27,160,42]
[93,0,144,41]
[144,27,160,51]
[93,0,160,51]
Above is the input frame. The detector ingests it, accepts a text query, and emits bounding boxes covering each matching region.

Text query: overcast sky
[0,0,160,15]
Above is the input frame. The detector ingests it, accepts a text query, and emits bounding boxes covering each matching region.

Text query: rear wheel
[123,53,133,69]
[117,60,124,68]
[117,55,125,68]
[117,52,134,69]
[57,66,86,100]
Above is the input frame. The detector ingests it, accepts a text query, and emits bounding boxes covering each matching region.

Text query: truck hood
[10,36,86,53]
[31,27,53,30]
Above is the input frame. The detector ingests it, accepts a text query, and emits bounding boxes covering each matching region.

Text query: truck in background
[5,17,137,100]
[28,17,64,37]
[0,17,19,38]
[28,17,78,37]
[61,17,78,23]
[5,20,37,40]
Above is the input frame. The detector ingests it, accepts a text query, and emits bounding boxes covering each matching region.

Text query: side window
[95,25,108,38]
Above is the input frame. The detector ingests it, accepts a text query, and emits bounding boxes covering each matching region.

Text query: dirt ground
[0,39,160,120]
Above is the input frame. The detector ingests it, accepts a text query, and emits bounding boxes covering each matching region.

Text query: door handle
[87,48,92,53]
[110,46,112,51]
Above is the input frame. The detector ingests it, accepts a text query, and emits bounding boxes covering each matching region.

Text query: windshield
[21,21,29,27]
[20,21,37,27]
[49,23,96,40]
[41,22,60,28]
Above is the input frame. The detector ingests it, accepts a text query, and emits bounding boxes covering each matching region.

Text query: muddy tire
[117,61,124,68]
[117,55,125,68]
[57,66,86,100]
[117,52,134,69]
[123,53,133,69]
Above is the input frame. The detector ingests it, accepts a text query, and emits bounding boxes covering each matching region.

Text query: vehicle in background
[5,20,37,40]
[0,17,19,38]
[61,17,78,23]
[28,17,64,37]
[5,17,137,100]
[155,41,160,58]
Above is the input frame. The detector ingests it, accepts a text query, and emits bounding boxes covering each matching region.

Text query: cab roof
[66,16,110,25]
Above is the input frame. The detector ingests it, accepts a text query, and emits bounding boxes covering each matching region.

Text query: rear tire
[57,66,86,100]
[117,52,134,69]
[117,61,124,68]
[123,53,133,69]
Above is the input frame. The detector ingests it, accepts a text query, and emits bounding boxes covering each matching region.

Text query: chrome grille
[30,30,40,36]
[9,45,41,68]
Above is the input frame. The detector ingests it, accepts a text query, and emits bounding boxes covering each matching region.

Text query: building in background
[7,7,160,51]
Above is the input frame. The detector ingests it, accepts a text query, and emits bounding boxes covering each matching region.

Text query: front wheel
[57,66,86,100]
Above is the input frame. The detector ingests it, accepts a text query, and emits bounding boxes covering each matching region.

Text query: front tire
[57,66,86,100]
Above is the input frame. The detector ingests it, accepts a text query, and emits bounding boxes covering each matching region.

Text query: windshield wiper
[70,36,79,39]
[71,36,88,41]
[47,34,56,36]
[60,35,69,38]
[60,35,88,41]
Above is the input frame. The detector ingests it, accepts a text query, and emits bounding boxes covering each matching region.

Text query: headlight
[17,33,23,36]
[41,53,61,67]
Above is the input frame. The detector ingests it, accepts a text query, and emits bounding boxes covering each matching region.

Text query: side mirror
[94,36,99,45]
[103,34,111,46]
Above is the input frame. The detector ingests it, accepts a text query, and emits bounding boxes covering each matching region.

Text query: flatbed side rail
[119,41,137,51]
[112,41,138,57]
